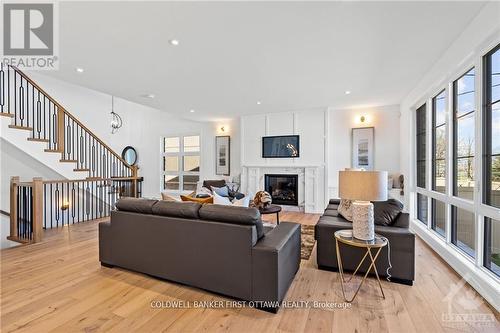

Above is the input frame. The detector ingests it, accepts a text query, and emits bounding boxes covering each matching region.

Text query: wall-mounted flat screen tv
[262,135,300,158]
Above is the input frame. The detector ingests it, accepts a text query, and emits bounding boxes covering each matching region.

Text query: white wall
[0,139,64,248]
[328,104,401,198]
[241,108,327,167]
[14,72,240,198]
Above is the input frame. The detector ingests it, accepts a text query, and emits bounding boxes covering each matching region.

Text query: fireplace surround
[265,174,299,206]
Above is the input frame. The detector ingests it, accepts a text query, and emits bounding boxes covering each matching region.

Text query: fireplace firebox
[264,174,298,206]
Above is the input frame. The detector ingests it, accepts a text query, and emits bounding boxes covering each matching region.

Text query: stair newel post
[10,176,19,239]
[32,177,43,242]
[131,165,138,197]
[57,108,65,154]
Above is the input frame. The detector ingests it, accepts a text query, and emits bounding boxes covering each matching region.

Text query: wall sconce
[217,125,229,135]
[61,201,69,211]
[355,114,370,125]
[220,126,225,133]
[110,96,123,134]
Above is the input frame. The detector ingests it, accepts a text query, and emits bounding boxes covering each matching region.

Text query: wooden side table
[259,204,282,225]
[334,229,388,303]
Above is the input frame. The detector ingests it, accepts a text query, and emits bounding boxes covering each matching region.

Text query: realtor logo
[1,2,58,69]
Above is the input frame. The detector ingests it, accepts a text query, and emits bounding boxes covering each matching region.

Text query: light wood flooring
[1,211,498,332]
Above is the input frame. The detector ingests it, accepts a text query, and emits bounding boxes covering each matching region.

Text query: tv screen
[262,135,300,158]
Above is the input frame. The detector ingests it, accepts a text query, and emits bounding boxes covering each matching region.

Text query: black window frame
[417,193,428,224]
[484,217,500,278]
[452,68,476,198]
[431,198,446,237]
[416,104,427,189]
[483,43,500,208]
[432,90,447,193]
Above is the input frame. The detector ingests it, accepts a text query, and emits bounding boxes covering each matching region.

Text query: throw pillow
[180,195,213,204]
[232,194,251,208]
[211,186,230,197]
[213,191,232,205]
[373,199,403,226]
[161,192,178,202]
[338,199,353,221]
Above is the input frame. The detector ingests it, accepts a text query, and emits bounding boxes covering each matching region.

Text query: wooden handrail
[41,176,142,184]
[12,66,131,170]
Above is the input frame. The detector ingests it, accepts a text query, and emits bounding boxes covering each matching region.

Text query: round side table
[334,229,388,303]
[259,204,282,225]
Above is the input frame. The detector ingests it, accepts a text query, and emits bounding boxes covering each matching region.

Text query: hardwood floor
[1,212,498,333]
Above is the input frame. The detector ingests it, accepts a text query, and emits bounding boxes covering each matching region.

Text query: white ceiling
[44,1,486,121]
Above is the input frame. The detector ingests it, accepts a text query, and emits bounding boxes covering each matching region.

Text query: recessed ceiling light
[345,91,351,95]
[169,39,180,46]
[141,94,155,99]
[190,109,195,113]
[75,67,84,73]
[256,101,261,105]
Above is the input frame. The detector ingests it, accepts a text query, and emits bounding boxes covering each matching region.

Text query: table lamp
[339,170,388,240]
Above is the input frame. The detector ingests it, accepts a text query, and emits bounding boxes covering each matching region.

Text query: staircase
[0,64,142,244]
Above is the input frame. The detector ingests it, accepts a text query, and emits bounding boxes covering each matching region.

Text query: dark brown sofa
[315,199,415,285]
[99,198,301,312]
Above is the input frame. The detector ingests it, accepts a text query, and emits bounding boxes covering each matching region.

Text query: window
[162,135,200,192]
[451,206,475,257]
[417,193,428,224]
[453,68,475,200]
[432,90,447,194]
[416,104,427,188]
[483,45,500,209]
[484,217,500,277]
[432,199,446,237]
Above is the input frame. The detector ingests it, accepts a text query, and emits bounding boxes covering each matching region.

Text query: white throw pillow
[338,199,353,221]
[232,195,250,208]
[213,191,232,205]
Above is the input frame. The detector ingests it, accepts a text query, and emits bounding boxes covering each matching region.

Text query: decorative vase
[351,201,374,240]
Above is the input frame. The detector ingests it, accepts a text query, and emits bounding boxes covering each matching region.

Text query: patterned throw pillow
[338,199,353,221]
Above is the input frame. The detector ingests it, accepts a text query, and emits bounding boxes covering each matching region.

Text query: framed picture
[216,136,231,175]
[352,127,374,170]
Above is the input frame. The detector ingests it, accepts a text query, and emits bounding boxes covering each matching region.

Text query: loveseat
[99,198,301,311]
[315,199,415,285]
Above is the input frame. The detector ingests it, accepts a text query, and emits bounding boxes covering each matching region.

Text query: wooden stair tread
[0,113,14,118]
[44,149,62,153]
[8,125,33,131]
[27,138,49,142]
[59,159,77,163]
[73,168,90,172]
[86,177,103,181]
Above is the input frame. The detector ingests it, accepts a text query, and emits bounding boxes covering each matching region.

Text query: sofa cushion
[203,180,226,190]
[338,199,353,221]
[329,199,340,205]
[373,199,403,226]
[199,204,264,239]
[115,198,157,214]
[152,201,201,219]
[323,209,339,217]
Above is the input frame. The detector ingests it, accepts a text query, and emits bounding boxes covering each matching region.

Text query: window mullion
[446,83,453,243]
[475,55,484,267]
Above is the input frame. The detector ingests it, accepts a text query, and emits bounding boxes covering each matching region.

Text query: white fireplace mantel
[240,165,325,214]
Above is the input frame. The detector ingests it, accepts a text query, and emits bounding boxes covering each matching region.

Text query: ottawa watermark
[441,273,496,329]
[1,1,59,70]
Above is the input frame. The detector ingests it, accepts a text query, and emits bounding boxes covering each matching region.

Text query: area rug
[301,225,316,260]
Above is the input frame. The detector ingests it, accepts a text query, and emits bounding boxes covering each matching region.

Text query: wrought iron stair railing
[0,63,134,179]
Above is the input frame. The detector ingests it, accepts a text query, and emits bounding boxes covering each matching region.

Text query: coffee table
[259,204,282,225]
[334,229,388,303]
